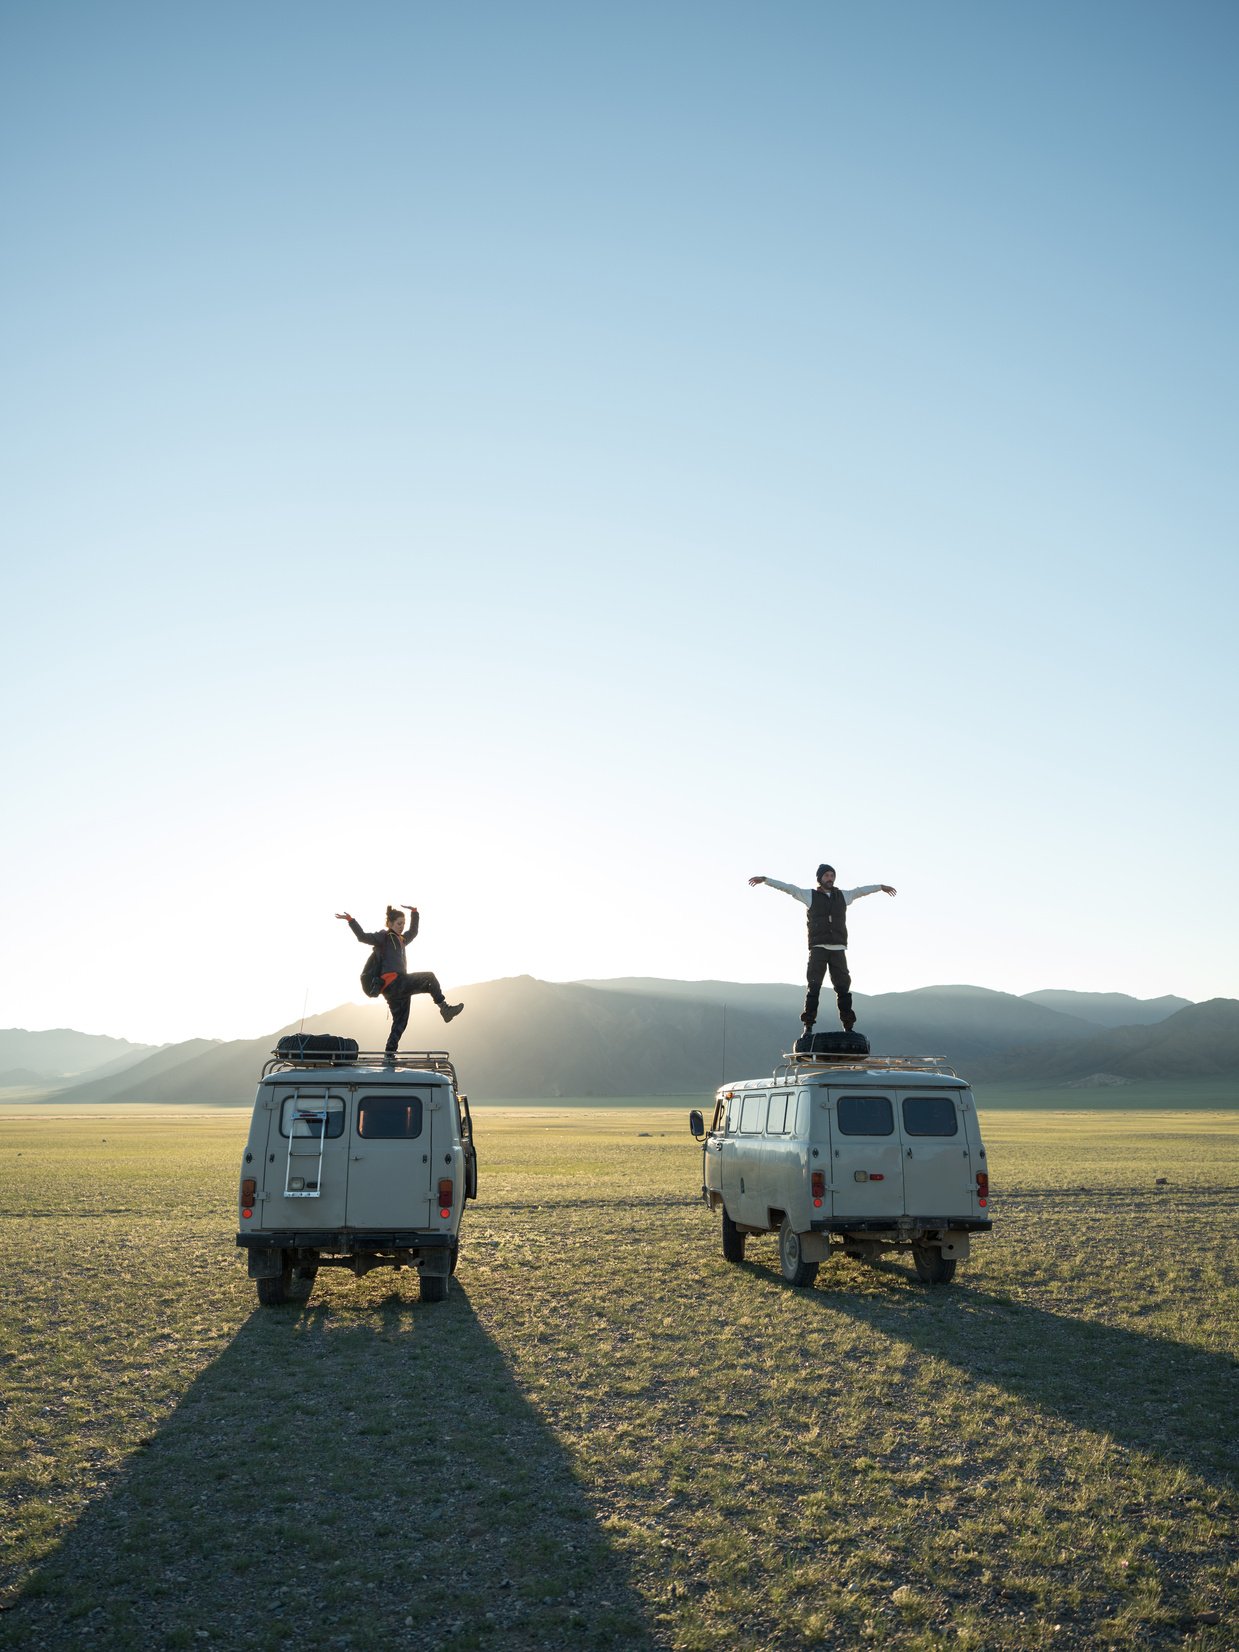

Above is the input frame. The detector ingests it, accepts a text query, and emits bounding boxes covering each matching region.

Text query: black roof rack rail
[261,1049,459,1088]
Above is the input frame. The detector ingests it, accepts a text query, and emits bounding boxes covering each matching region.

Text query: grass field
[1,1104,1236,1651]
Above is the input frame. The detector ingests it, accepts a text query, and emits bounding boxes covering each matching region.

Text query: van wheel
[256,1259,292,1306]
[779,1220,819,1288]
[290,1261,318,1302]
[421,1272,450,1303]
[721,1208,746,1263]
[913,1245,956,1286]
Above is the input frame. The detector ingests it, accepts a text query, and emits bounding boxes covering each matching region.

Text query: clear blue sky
[2,1,1236,1044]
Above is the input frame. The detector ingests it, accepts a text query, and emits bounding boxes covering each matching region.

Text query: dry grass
[1,1104,1236,1650]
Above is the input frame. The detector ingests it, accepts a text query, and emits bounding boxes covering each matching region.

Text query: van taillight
[811,1171,825,1207]
[241,1178,256,1217]
[438,1178,453,1218]
[976,1171,989,1208]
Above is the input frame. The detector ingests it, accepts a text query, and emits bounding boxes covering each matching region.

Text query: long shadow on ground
[5,1284,662,1652]
[744,1256,1239,1491]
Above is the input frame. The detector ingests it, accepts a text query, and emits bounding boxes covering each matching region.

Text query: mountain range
[18,980,1239,1105]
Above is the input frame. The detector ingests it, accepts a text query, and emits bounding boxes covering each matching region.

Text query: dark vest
[807,887,848,949]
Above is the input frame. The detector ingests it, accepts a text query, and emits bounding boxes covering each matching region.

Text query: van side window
[726,1096,742,1133]
[357,1095,425,1140]
[766,1094,788,1134]
[279,1095,345,1139]
[836,1095,894,1135]
[902,1096,959,1136]
[739,1094,765,1134]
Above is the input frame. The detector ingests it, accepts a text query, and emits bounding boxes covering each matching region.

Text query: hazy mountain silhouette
[1022,989,1190,1027]
[0,1027,155,1083]
[43,979,1235,1105]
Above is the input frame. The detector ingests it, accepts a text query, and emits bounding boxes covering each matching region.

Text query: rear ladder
[283,1088,331,1198]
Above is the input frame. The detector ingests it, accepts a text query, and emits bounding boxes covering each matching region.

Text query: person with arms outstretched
[336,903,463,1059]
[749,865,896,1033]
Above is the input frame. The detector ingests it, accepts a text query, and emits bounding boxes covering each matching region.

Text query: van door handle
[352,1155,364,1161]
[906,1148,913,1158]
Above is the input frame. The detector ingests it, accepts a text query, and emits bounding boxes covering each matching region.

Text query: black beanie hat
[816,863,835,879]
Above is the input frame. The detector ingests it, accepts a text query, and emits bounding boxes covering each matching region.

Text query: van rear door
[344,1084,439,1230]
[826,1091,904,1222]
[266,1085,350,1229]
[897,1088,970,1219]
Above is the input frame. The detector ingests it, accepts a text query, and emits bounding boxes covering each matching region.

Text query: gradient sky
[3,1,1236,1045]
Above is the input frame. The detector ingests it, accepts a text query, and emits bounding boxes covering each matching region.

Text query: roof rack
[771,1052,960,1083]
[261,1049,459,1088]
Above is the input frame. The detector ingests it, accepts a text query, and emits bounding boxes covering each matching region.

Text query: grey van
[691,1053,991,1287]
[236,1048,477,1305]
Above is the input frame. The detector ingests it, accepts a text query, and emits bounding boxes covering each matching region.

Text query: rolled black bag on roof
[276,1033,359,1061]
[794,1030,871,1056]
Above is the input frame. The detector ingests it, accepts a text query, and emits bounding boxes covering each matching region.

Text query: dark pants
[382,972,446,1054]
[804,948,852,1028]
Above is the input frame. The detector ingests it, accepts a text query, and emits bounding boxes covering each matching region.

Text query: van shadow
[8,1284,662,1652]
[742,1255,1239,1491]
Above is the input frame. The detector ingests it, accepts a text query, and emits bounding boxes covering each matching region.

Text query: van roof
[719,1063,968,1095]
[263,1065,452,1087]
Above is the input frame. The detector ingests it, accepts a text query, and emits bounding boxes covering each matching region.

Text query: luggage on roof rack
[794,1030,871,1057]
[275,1033,359,1064]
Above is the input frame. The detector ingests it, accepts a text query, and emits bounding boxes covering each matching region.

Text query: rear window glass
[836,1094,894,1136]
[279,1095,345,1139]
[357,1095,425,1139]
[767,1094,789,1134]
[902,1095,959,1136]
[739,1094,765,1134]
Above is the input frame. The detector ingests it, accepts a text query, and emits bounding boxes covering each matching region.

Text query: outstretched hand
[880,886,897,896]
[334,911,352,920]
[747,875,766,887]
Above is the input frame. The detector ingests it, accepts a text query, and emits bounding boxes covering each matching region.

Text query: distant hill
[1021,990,1191,1028]
[44,978,1234,1105]
[0,1028,156,1084]
[992,999,1239,1082]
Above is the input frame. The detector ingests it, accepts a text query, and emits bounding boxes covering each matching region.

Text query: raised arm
[337,913,384,945]
[841,884,897,904]
[404,905,420,941]
[748,876,812,907]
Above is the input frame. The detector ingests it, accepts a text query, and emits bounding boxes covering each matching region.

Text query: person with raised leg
[336,904,463,1060]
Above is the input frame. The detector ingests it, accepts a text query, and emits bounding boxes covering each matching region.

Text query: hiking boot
[440,1002,464,1023]
[841,1009,857,1032]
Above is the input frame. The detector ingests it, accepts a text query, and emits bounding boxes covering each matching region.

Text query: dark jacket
[348,913,420,976]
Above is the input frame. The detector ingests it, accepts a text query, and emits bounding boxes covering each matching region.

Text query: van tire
[290,1261,318,1302]
[721,1208,746,1263]
[421,1272,450,1303]
[256,1257,293,1306]
[779,1220,819,1288]
[912,1245,956,1286]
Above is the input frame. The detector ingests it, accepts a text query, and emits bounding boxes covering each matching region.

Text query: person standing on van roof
[335,905,463,1058]
[748,866,896,1033]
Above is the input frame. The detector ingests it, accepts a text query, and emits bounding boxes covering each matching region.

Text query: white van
[689,1052,990,1287]
[236,1047,478,1306]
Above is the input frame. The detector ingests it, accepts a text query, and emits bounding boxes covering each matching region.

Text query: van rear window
[357,1095,425,1139]
[835,1095,894,1135]
[279,1095,345,1139]
[902,1096,959,1136]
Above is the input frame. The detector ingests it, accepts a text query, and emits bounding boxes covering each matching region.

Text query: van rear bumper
[810,1218,993,1234]
[236,1230,454,1252]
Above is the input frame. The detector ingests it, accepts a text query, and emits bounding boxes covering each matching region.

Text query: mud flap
[940,1232,971,1261]
[419,1251,450,1278]
[247,1248,285,1278]
[799,1232,829,1263]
